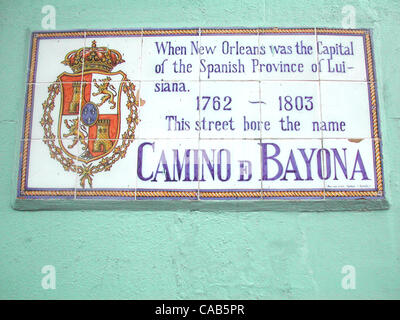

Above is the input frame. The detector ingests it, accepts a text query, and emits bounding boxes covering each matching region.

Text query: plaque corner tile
[22,139,78,196]
[316,31,369,82]
[321,138,380,194]
[32,36,88,83]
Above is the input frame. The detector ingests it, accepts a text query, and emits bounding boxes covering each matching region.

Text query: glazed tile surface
[17,28,384,200]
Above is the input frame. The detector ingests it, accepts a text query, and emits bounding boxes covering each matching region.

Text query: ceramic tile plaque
[17,28,384,204]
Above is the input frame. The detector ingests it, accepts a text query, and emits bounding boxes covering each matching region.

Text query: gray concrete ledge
[13,198,389,212]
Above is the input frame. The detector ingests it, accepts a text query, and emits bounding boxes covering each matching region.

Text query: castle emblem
[41,41,144,188]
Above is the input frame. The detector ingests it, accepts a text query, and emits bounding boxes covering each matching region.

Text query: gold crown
[62,40,125,73]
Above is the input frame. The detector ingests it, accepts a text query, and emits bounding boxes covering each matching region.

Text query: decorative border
[17,28,384,200]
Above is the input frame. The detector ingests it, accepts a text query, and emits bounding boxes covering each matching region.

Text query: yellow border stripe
[316,28,367,35]
[76,191,135,197]
[136,191,197,198]
[35,31,85,38]
[202,29,259,34]
[142,29,198,36]
[86,30,142,37]
[259,28,315,34]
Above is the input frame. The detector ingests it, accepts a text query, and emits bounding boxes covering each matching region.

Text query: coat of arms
[41,40,144,188]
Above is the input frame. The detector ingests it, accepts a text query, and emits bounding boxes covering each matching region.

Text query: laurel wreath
[40,81,140,188]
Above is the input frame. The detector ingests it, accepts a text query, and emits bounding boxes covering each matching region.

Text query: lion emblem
[92,76,117,109]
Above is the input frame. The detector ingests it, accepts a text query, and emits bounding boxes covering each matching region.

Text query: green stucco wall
[1,0,400,299]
